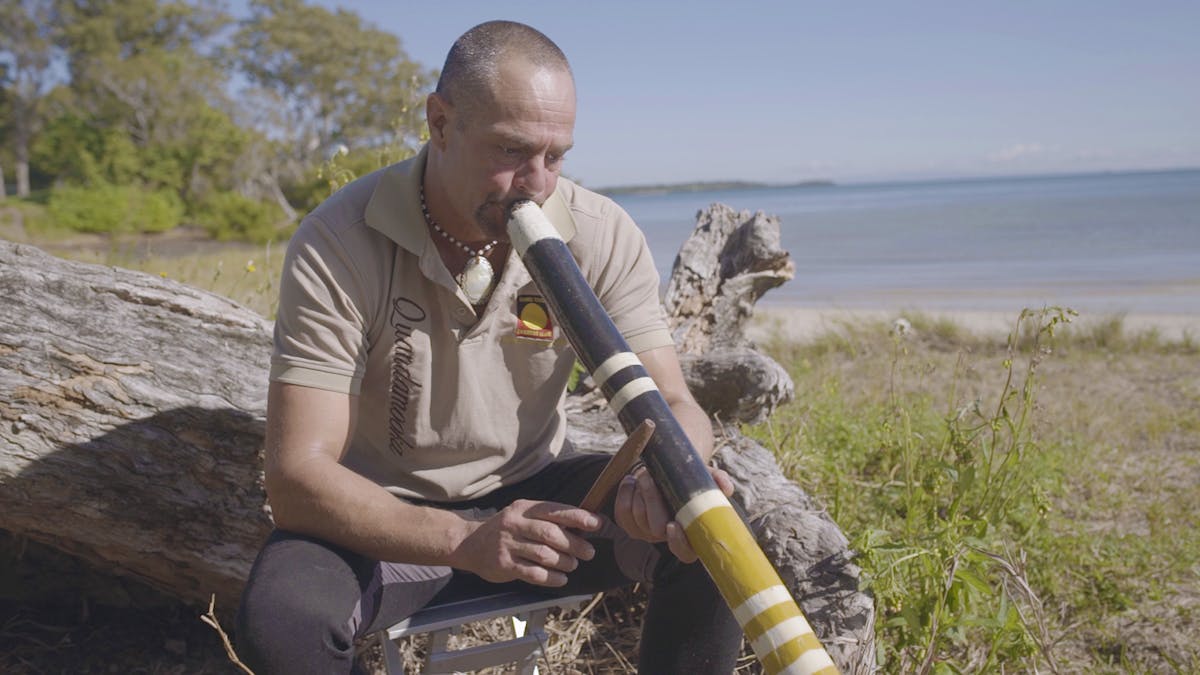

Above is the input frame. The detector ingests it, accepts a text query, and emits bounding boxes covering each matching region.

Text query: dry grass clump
[356,587,648,675]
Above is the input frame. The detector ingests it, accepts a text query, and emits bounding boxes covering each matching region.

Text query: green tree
[48,0,245,200]
[232,0,433,212]
[0,0,56,197]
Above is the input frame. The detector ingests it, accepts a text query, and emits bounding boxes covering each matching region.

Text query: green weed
[752,305,1200,672]
[753,309,1075,672]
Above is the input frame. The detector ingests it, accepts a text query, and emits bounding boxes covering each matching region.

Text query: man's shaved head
[436,20,573,117]
[424,20,576,241]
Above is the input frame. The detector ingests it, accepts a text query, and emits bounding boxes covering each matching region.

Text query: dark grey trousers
[236,453,742,674]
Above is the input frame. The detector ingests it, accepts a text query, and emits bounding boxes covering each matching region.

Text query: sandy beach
[747,304,1200,343]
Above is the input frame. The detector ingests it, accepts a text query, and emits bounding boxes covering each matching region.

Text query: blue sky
[312,1,1199,187]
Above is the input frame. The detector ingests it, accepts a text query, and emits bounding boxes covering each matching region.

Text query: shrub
[46,184,182,234]
[193,191,289,243]
[131,190,184,233]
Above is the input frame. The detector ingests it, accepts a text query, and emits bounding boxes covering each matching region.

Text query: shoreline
[747,305,1200,343]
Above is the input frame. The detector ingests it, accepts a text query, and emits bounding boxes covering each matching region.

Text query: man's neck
[420,173,509,304]
[420,173,489,244]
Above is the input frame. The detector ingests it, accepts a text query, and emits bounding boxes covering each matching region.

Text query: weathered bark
[715,435,876,674]
[0,242,273,611]
[679,348,793,426]
[664,203,795,353]
[665,204,797,423]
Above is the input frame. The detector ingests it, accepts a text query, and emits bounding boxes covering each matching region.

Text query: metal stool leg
[513,607,552,675]
[379,630,404,674]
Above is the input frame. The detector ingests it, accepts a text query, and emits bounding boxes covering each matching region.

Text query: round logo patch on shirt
[516,294,554,341]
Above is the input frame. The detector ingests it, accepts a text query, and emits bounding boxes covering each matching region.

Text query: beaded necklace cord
[419,184,500,305]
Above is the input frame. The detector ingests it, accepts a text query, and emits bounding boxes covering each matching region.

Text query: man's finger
[631,477,655,538]
[636,472,670,538]
[525,501,603,532]
[665,521,698,563]
[710,467,735,496]
[519,514,596,561]
[614,474,637,532]
[513,559,568,587]
[515,541,582,573]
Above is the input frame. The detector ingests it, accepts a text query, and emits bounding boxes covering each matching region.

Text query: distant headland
[596,179,835,196]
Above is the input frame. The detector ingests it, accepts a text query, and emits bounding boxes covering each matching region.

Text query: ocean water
[610,169,1200,315]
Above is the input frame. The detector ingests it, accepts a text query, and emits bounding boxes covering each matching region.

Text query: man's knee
[238,574,359,671]
[236,532,364,673]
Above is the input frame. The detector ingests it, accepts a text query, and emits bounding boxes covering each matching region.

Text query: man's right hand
[449,499,601,587]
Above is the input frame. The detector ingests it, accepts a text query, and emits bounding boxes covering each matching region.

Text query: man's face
[431,59,576,240]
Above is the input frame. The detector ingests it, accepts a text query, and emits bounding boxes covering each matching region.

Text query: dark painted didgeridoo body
[506,200,839,675]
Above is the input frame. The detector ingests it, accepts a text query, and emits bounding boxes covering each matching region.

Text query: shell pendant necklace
[420,185,499,305]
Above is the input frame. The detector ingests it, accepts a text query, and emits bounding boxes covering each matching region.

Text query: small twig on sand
[200,594,255,675]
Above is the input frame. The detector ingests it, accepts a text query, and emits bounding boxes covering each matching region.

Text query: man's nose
[514,156,552,199]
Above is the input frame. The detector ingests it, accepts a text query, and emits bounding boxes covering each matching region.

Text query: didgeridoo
[507,200,839,675]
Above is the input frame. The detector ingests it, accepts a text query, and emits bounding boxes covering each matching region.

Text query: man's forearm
[667,397,716,463]
[267,458,476,566]
[269,453,602,588]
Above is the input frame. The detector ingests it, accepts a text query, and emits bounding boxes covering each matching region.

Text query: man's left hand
[613,465,735,563]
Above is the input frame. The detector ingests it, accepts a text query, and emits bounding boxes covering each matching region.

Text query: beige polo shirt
[270,147,673,502]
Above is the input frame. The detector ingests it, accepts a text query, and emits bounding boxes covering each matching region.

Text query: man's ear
[426,92,452,149]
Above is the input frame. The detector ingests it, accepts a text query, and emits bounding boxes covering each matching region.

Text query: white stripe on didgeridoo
[507,201,562,256]
[674,489,728,530]
[777,646,836,674]
[592,352,642,390]
[608,376,658,415]
[733,585,795,627]
[750,616,816,660]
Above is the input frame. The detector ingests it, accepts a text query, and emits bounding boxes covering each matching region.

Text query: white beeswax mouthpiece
[507,200,562,257]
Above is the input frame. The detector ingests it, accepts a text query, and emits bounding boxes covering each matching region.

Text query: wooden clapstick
[579,419,655,512]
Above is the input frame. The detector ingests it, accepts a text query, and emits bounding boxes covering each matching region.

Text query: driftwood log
[665,204,797,425]
[0,203,874,672]
[0,241,273,611]
[572,204,874,672]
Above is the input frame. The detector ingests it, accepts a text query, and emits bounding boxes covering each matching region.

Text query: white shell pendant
[459,255,495,305]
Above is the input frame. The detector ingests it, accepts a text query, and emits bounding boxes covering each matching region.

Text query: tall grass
[60,240,284,319]
[752,308,1199,673]
[754,309,1066,671]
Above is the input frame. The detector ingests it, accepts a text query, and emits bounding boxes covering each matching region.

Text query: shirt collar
[364,144,577,254]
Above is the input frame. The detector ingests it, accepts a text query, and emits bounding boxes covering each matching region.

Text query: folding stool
[365,590,593,674]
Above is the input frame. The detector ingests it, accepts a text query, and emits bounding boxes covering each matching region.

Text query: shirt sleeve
[580,201,675,355]
[270,215,371,395]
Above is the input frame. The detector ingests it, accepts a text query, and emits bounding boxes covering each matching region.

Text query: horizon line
[590,164,1200,194]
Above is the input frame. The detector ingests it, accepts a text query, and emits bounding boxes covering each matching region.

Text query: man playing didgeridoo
[237,20,742,673]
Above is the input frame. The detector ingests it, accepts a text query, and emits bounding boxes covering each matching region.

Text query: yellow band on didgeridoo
[679,490,839,675]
